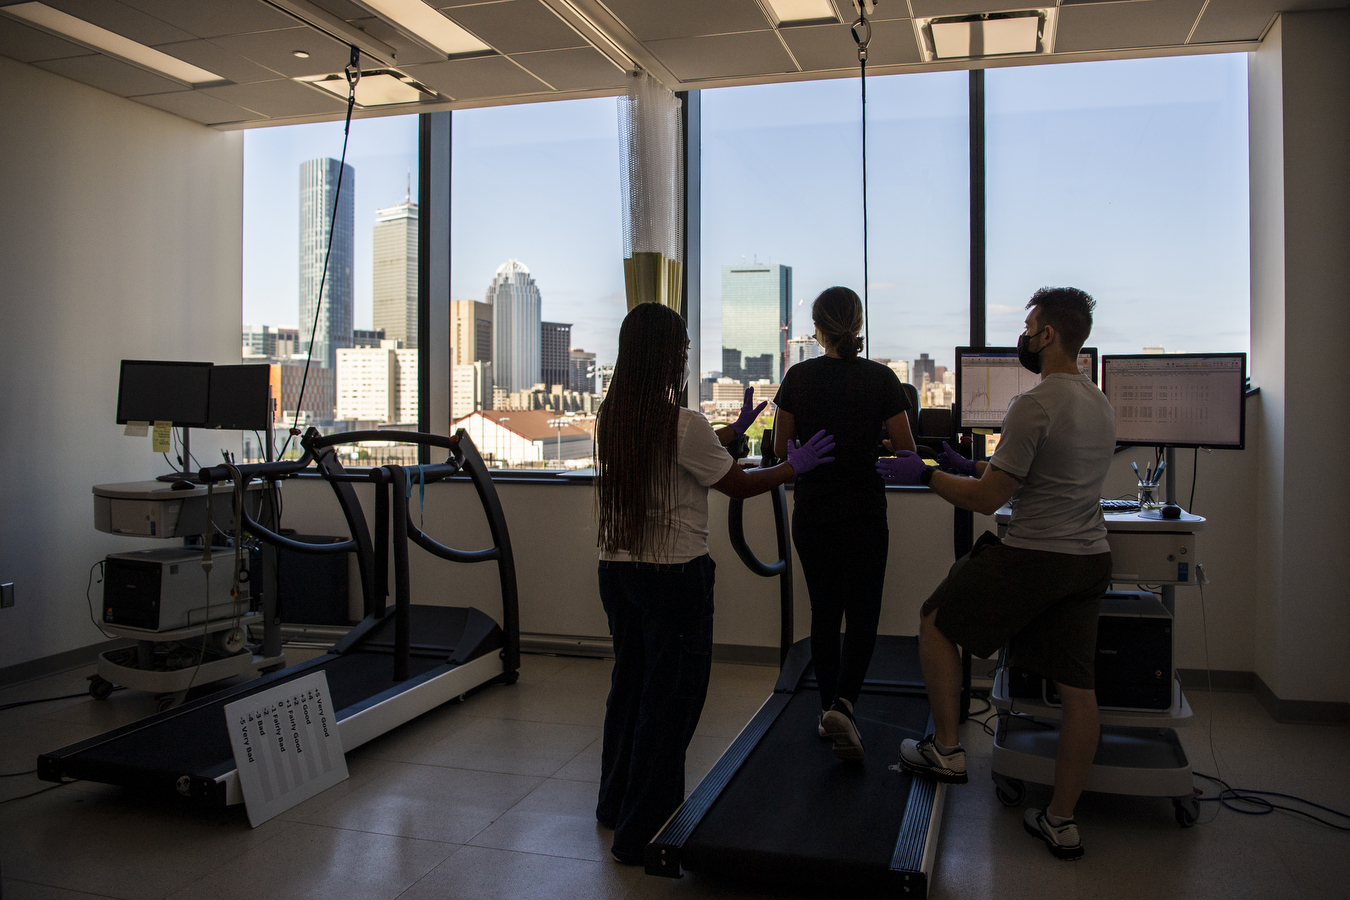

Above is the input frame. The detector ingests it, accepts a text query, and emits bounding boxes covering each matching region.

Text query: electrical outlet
[1,583,13,608]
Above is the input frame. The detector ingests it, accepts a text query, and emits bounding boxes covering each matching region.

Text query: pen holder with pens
[1137,480,1164,510]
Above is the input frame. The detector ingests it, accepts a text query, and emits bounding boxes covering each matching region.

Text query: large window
[700,73,970,435]
[986,55,1250,357]
[450,97,622,469]
[242,115,419,463]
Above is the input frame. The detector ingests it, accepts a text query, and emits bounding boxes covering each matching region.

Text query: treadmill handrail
[727,496,786,578]
[727,483,794,665]
[238,507,357,555]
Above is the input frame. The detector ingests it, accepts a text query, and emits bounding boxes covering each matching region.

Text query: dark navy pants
[596,554,715,862]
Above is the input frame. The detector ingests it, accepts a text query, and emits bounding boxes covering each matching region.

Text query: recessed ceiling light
[292,50,311,59]
[762,0,838,26]
[353,0,493,58]
[298,69,440,106]
[0,2,224,84]
[916,9,1056,62]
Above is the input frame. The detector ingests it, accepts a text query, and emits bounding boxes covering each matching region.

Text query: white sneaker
[821,698,865,761]
[1023,807,1084,860]
[898,734,967,783]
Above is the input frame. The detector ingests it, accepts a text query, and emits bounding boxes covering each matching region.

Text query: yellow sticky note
[922,458,939,467]
[152,421,172,453]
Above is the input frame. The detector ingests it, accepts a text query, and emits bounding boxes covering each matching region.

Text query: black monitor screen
[956,347,1097,430]
[116,360,212,426]
[1101,353,1246,449]
[207,364,272,431]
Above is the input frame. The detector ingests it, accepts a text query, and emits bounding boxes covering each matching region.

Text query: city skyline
[298,157,354,370]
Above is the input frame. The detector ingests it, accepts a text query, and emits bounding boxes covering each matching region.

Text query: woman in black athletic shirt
[773,286,915,761]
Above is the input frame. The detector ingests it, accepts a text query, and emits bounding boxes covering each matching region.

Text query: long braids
[595,303,687,559]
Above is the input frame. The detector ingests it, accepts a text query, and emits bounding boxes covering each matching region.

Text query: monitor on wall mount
[1100,353,1247,449]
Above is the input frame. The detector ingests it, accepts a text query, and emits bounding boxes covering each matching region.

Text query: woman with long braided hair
[594,301,835,865]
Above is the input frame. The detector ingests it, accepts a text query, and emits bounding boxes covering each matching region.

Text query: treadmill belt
[683,689,931,888]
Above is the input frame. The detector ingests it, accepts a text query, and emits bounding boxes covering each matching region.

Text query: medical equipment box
[103,547,249,632]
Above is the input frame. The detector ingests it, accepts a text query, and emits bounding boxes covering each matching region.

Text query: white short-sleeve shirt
[600,408,734,564]
[990,373,1117,555]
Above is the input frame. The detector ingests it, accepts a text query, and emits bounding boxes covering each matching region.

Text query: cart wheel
[993,775,1025,807]
[1173,796,1199,828]
[89,677,114,700]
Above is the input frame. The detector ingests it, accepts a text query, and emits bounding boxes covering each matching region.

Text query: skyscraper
[913,352,936,388]
[722,263,791,384]
[486,259,541,395]
[785,334,820,373]
[541,322,571,392]
[372,196,418,349]
[299,158,354,371]
[569,349,597,393]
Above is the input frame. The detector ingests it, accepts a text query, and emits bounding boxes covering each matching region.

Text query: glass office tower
[486,259,541,395]
[372,197,418,349]
[722,263,791,384]
[299,157,355,371]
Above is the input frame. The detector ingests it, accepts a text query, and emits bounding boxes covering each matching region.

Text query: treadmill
[645,478,948,896]
[38,429,519,806]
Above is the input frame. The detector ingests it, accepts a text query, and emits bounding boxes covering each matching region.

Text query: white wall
[1249,10,1350,707]
[0,58,244,670]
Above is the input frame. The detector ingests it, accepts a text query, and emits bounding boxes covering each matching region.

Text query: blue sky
[243,52,1249,372]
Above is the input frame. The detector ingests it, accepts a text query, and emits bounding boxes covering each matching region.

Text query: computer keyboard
[1100,498,1140,512]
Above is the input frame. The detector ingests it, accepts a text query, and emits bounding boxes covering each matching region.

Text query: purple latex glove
[786,430,836,476]
[877,451,927,485]
[938,440,977,476]
[732,387,768,435]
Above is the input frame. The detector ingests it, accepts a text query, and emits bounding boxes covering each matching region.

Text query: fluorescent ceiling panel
[0,2,223,84]
[299,69,438,106]
[762,0,838,25]
[356,0,493,57]
[919,9,1055,61]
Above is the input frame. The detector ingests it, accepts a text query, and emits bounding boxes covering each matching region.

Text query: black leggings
[792,513,889,709]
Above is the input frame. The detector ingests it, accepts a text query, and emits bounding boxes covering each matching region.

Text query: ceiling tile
[512,46,627,91]
[403,55,549,98]
[40,0,194,45]
[1189,0,1342,43]
[346,16,447,65]
[647,31,798,81]
[781,19,920,70]
[153,39,280,84]
[301,0,372,19]
[133,89,257,125]
[118,0,298,39]
[211,26,356,78]
[202,78,350,117]
[36,53,190,96]
[831,0,908,21]
[1055,0,1206,52]
[0,17,94,63]
[444,0,585,53]
[600,0,772,41]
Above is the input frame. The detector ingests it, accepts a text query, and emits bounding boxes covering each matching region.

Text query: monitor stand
[154,426,197,482]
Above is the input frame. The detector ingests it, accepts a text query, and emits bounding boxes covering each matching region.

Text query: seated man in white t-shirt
[878,287,1116,861]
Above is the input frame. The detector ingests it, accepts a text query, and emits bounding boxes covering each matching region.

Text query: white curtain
[618,71,683,310]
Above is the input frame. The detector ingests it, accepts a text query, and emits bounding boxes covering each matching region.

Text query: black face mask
[1017,328,1047,374]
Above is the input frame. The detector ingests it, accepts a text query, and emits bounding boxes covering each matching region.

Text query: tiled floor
[2,654,1346,900]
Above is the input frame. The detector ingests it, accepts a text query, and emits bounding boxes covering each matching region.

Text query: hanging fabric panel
[618,72,683,311]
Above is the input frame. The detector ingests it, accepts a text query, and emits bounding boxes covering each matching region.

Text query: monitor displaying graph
[955,347,1098,430]
[1101,353,1246,449]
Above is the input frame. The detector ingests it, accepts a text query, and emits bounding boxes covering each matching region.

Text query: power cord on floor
[0,688,121,712]
[0,769,37,777]
[0,781,72,804]
[1193,772,1350,831]
[86,560,116,639]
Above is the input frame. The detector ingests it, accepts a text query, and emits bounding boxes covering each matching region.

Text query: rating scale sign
[225,670,349,827]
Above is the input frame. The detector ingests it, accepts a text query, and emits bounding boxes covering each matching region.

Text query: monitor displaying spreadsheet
[1101,353,1247,449]
[955,347,1098,430]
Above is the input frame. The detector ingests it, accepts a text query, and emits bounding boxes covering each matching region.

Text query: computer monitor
[955,346,1098,430]
[206,364,272,431]
[1101,353,1247,449]
[116,360,212,427]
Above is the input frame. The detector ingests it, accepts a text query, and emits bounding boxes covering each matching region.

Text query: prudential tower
[486,259,541,395]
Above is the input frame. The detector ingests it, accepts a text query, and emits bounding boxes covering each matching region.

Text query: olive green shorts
[920,532,1112,691]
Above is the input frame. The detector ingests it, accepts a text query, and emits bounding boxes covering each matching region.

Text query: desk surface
[995,506,1207,533]
[93,480,263,501]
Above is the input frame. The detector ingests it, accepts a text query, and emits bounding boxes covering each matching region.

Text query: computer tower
[1006,590,1173,711]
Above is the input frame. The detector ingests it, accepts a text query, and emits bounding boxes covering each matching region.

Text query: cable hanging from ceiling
[851,2,874,357]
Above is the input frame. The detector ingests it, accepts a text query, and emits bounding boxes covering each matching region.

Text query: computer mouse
[1160,504,1182,519]
[170,479,195,491]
